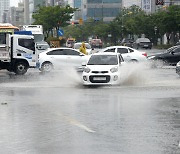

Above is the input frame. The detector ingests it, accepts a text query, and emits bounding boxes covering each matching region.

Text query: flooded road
[0,63,180,154]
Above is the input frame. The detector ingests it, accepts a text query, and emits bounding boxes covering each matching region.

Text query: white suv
[82,52,124,86]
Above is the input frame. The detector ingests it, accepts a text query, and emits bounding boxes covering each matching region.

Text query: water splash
[119,62,153,86]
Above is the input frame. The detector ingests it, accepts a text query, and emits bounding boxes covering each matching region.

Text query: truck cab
[0,34,37,75]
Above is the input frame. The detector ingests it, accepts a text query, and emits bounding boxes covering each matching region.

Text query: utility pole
[102,1,104,22]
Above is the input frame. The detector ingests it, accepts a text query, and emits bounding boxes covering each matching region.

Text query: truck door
[15,38,36,67]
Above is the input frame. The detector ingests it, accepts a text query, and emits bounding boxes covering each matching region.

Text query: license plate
[144,45,148,47]
[93,77,106,80]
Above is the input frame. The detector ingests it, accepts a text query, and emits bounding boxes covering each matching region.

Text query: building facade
[123,0,155,13]
[0,0,10,22]
[9,3,24,26]
[123,0,180,14]
[34,0,46,11]
[74,0,82,20]
[46,0,65,6]
[123,0,141,8]
[82,0,122,22]
[24,0,46,25]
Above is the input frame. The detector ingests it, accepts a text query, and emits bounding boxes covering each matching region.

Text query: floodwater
[0,62,180,154]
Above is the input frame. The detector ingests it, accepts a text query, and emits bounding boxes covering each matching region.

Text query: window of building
[87,8,120,18]
[87,0,121,3]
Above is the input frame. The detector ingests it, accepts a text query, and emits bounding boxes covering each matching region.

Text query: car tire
[41,62,53,72]
[14,61,28,75]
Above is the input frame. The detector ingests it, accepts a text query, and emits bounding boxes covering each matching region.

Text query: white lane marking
[55,113,95,133]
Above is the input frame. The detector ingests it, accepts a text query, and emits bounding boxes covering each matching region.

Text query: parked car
[120,38,134,48]
[37,47,90,72]
[148,45,180,66]
[176,61,180,76]
[82,52,124,86]
[133,38,152,49]
[73,42,93,55]
[89,39,103,48]
[99,46,147,62]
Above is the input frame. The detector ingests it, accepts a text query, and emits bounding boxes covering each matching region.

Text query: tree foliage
[32,5,77,37]
[112,5,180,44]
[32,4,180,45]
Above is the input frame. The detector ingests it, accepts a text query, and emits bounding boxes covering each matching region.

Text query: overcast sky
[10,0,19,7]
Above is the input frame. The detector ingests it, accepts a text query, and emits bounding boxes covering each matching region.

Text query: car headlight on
[110,66,118,73]
[177,61,180,66]
[84,67,91,73]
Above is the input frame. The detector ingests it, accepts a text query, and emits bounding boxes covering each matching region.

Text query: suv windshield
[88,55,118,65]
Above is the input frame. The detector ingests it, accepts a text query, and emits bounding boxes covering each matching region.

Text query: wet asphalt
[0,49,180,154]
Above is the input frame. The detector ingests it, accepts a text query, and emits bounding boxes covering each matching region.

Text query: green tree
[32,5,77,38]
[152,5,180,44]
[113,5,145,40]
[64,20,94,42]
[93,21,109,44]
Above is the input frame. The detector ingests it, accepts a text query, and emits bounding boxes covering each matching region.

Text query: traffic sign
[58,29,64,36]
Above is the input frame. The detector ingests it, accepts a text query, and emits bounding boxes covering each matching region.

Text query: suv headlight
[110,66,118,73]
[84,67,91,73]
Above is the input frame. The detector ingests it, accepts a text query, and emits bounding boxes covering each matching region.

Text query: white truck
[21,25,44,42]
[0,33,38,75]
[20,25,49,51]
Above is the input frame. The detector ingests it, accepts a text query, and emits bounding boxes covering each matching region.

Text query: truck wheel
[14,61,28,75]
[41,62,53,72]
